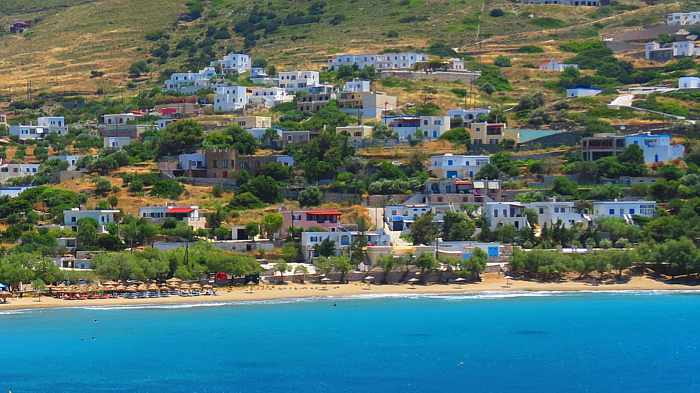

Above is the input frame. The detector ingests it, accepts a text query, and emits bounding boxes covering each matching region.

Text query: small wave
[0,309,32,315]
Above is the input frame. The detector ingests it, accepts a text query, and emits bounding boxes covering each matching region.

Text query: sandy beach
[1,273,699,312]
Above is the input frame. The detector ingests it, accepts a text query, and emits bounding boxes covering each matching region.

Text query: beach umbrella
[454,278,466,283]
[116,284,126,292]
[180,283,191,290]
[102,281,118,286]
[127,286,138,293]
[364,276,375,282]
[407,278,419,285]
[191,283,202,290]
[321,277,331,283]
[148,283,159,291]
[166,278,182,284]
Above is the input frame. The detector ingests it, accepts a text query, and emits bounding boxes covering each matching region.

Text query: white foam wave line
[3,289,700,314]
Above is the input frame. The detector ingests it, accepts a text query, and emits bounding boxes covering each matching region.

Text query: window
[539,208,544,214]
[609,208,615,215]
[629,208,635,215]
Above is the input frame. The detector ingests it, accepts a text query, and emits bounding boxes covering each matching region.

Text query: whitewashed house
[10,116,67,140]
[211,53,251,74]
[679,76,700,89]
[247,87,293,108]
[0,163,40,183]
[328,52,428,70]
[138,205,207,230]
[430,154,490,179]
[300,229,390,261]
[102,113,137,125]
[164,67,216,94]
[103,136,132,149]
[63,208,119,232]
[383,115,451,141]
[214,85,248,112]
[484,202,529,231]
[667,12,700,26]
[448,108,490,123]
[539,59,579,72]
[343,79,371,93]
[592,200,656,222]
[277,71,320,92]
[525,201,587,229]
[53,154,83,171]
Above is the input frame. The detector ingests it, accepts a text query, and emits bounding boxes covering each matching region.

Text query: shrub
[531,17,565,29]
[517,45,544,53]
[150,179,184,199]
[494,56,512,67]
[229,192,265,210]
[489,8,505,17]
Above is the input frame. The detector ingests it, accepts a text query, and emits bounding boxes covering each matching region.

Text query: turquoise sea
[2,291,700,393]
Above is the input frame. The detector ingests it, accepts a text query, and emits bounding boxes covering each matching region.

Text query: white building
[679,76,700,89]
[277,71,320,92]
[673,40,696,57]
[448,108,490,123]
[592,200,656,221]
[102,113,137,125]
[9,116,67,140]
[343,79,371,93]
[430,154,490,179]
[667,12,700,25]
[484,202,529,231]
[138,205,206,230]
[103,136,132,149]
[53,154,83,171]
[63,208,119,232]
[328,52,428,71]
[214,85,248,112]
[247,87,293,108]
[566,87,602,98]
[164,67,216,94]
[539,59,579,72]
[211,53,251,74]
[179,152,205,171]
[0,186,32,198]
[448,58,465,71]
[300,229,390,261]
[384,204,439,232]
[525,201,587,229]
[383,115,451,141]
[0,163,40,183]
[156,118,177,130]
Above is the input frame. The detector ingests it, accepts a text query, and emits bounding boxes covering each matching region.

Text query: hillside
[0,0,688,99]
[0,0,183,98]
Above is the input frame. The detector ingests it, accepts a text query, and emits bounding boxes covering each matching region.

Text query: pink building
[282,209,343,235]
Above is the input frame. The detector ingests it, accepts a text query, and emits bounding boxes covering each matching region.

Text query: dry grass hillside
[0,0,685,98]
[0,0,183,97]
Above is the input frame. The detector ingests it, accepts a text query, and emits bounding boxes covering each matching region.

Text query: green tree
[460,248,487,281]
[157,120,203,157]
[298,186,323,207]
[330,255,354,283]
[273,261,289,283]
[410,213,439,246]
[415,253,438,283]
[315,238,336,257]
[76,218,99,249]
[262,213,283,240]
[552,176,578,195]
[442,211,475,241]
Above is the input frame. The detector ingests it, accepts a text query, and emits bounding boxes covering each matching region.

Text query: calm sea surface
[1,292,700,393]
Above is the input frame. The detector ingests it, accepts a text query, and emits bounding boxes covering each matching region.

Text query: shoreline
[2,273,700,312]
